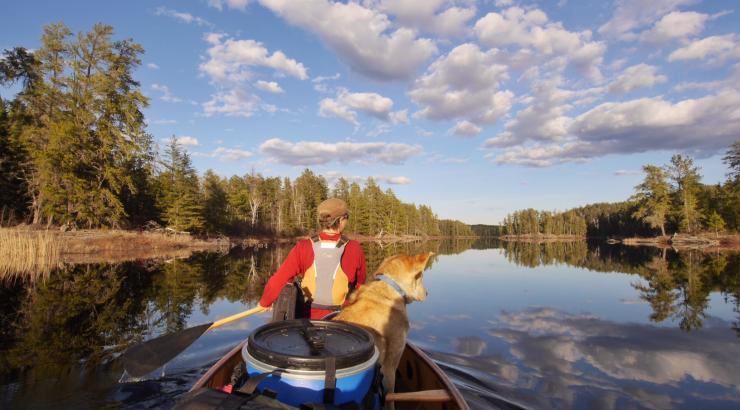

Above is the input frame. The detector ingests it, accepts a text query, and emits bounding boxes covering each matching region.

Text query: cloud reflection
[486,307,739,409]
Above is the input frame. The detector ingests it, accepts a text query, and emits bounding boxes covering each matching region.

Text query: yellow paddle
[123,305,267,378]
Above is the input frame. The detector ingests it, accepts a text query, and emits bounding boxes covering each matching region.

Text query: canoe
[191,338,469,410]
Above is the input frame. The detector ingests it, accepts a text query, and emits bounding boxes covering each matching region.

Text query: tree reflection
[498,241,739,333]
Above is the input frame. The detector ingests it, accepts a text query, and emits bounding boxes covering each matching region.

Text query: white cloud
[374,0,476,37]
[176,136,200,146]
[200,34,308,84]
[319,98,358,125]
[322,171,411,186]
[212,147,253,160]
[409,43,513,124]
[638,11,709,43]
[154,7,213,27]
[146,63,160,70]
[255,80,284,93]
[668,34,740,64]
[151,83,182,103]
[208,0,250,11]
[152,119,177,125]
[259,0,437,81]
[259,138,422,165]
[598,0,697,40]
[451,121,481,137]
[203,89,260,118]
[614,169,641,176]
[484,77,574,149]
[194,147,254,161]
[375,175,411,185]
[487,90,740,166]
[319,89,407,125]
[474,6,606,81]
[608,64,667,94]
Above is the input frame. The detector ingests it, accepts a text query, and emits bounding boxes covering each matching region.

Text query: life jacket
[300,235,351,311]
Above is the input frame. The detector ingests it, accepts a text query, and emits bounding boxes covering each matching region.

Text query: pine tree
[202,170,227,233]
[158,137,204,232]
[632,165,671,236]
[666,154,703,234]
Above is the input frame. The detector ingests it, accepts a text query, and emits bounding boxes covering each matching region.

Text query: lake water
[0,239,738,409]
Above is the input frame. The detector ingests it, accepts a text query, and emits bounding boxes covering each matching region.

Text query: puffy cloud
[374,0,476,37]
[321,171,411,186]
[376,175,411,185]
[176,136,200,146]
[208,0,250,11]
[312,73,341,93]
[451,120,481,137]
[614,169,641,176]
[474,7,606,81]
[255,80,284,93]
[487,90,740,166]
[668,34,740,64]
[203,89,260,118]
[639,11,709,43]
[146,63,160,70]
[319,89,407,125]
[484,77,575,149]
[258,0,437,81]
[193,147,254,161]
[151,83,182,103]
[200,34,308,84]
[154,7,213,27]
[607,64,667,94]
[151,119,177,125]
[409,43,513,124]
[319,98,358,125]
[259,138,422,165]
[598,0,696,40]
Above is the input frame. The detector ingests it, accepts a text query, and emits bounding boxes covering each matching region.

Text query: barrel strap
[324,356,336,404]
[238,370,281,395]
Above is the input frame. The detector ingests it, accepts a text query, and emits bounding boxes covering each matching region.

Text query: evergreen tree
[632,165,671,236]
[666,154,703,234]
[705,211,725,237]
[158,137,204,232]
[723,141,740,185]
[202,170,227,233]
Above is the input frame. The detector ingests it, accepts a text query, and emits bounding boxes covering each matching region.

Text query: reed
[0,228,63,283]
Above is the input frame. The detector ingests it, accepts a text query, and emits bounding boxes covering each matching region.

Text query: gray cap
[317,198,348,225]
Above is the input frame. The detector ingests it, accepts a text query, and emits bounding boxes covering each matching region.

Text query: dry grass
[0,228,63,283]
[0,227,231,282]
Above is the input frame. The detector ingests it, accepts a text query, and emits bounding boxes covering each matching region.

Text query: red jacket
[259,232,367,319]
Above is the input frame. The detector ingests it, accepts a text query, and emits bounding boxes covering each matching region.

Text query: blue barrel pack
[242,320,380,408]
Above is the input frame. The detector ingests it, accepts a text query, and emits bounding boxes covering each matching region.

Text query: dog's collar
[375,274,411,304]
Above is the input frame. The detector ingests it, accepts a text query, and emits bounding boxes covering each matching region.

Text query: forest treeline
[502,145,740,238]
[0,23,472,238]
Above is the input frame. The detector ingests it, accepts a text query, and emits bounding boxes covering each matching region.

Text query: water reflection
[438,307,740,409]
[498,241,739,333]
[0,239,737,409]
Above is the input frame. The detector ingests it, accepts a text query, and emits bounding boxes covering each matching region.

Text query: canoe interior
[191,340,468,410]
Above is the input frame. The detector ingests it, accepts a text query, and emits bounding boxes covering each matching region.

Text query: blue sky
[2,0,739,224]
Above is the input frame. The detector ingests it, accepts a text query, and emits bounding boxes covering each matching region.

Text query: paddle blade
[123,323,212,378]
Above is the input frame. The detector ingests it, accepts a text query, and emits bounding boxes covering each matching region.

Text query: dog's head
[376,252,434,302]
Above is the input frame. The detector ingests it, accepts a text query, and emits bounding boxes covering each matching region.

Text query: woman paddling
[258,198,367,319]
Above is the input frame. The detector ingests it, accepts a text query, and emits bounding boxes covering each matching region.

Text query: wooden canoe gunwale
[190,340,469,409]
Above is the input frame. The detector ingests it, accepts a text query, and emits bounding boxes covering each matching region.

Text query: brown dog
[334,252,434,403]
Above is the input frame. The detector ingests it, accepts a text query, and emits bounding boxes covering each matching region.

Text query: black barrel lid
[246,320,375,371]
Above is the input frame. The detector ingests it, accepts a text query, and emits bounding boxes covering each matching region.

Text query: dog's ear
[416,251,434,267]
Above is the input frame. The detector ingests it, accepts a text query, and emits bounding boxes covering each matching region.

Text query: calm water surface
[0,240,738,409]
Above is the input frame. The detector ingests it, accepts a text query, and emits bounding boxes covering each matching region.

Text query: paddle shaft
[385,389,451,402]
[208,305,266,331]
